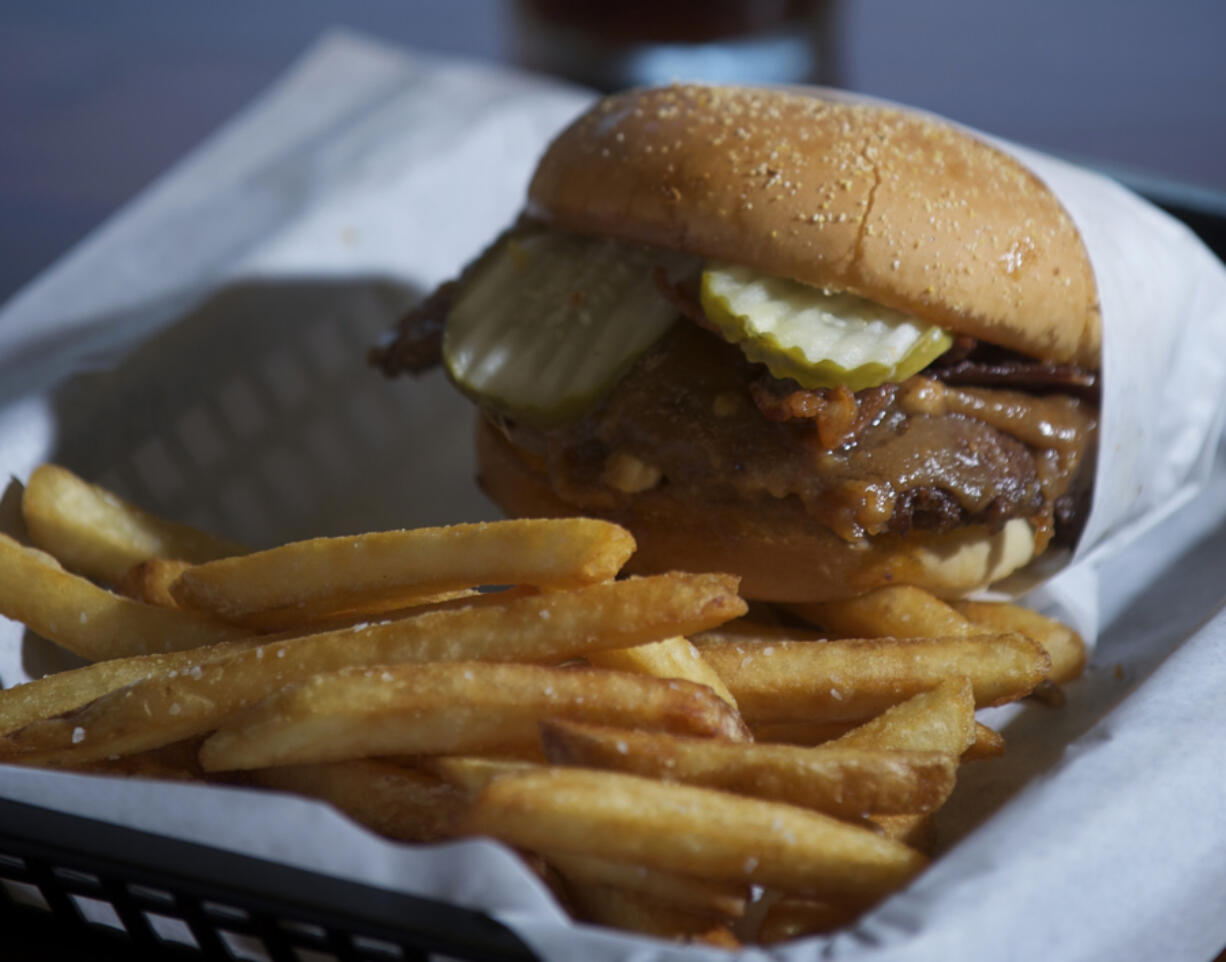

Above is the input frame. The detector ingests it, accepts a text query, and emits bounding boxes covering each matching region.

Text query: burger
[373,84,1100,603]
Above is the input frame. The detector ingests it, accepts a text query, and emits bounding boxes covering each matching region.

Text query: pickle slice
[444,231,699,427]
[700,263,953,391]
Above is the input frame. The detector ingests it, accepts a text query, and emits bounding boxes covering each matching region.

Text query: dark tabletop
[3,0,1225,306]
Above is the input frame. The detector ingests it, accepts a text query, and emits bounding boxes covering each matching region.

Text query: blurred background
[3,0,1225,304]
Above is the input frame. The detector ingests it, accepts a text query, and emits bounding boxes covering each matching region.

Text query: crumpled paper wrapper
[2,29,1226,962]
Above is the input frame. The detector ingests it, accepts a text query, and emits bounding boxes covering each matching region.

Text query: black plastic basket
[0,796,537,962]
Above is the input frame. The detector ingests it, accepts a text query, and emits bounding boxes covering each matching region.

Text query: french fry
[564,883,741,945]
[799,587,1085,688]
[749,719,858,746]
[245,760,464,843]
[0,638,259,736]
[224,588,488,634]
[425,756,540,796]
[120,553,478,625]
[546,853,748,919]
[540,720,957,817]
[250,588,486,635]
[869,814,937,852]
[700,634,1048,723]
[755,896,861,943]
[954,600,1087,684]
[691,606,824,646]
[462,768,928,903]
[428,757,751,920]
[116,558,193,608]
[790,585,974,639]
[21,464,244,584]
[823,679,980,848]
[170,519,637,629]
[963,724,1006,760]
[0,533,253,660]
[198,664,749,772]
[585,636,737,709]
[751,717,1000,762]
[826,678,977,756]
[0,572,745,766]
[70,737,206,782]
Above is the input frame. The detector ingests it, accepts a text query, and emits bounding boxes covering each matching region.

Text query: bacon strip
[369,281,454,377]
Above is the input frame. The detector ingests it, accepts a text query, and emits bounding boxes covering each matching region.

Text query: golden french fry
[752,715,998,763]
[430,779,749,924]
[246,760,464,843]
[0,533,252,661]
[0,638,259,736]
[22,464,244,584]
[547,853,748,919]
[564,883,741,945]
[693,926,741,950]
[0,572,745,766]
[217,588,487,634]
[964,723,1006,760]
[701,635,1048,723]
[198,663,749,772]
[755,896,861,943]
[245,588,487,635]
[826,678,978,756]
[425,756,540,796]
[116,558,193,608]
[869,814,937,852]
[691,606,824,647]
[170,519,636,628]
[822,680,981,834]
[70,737,205,782]
[796,587,1083,690]
[586,636,737,709]
[954,600,1087,684]
[462,768,927,903]
[749,719,858,746]
[540,720,956,817]
[790,585,974,639]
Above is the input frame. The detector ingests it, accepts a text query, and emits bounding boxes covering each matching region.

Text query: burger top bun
[528,84,1101,369]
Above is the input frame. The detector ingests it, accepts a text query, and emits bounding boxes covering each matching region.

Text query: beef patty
[496,322,1097,550]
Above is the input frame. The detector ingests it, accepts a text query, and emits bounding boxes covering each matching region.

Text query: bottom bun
[475,418,1036,603]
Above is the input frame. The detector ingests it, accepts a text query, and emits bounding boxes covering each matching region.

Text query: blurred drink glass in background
[511,0,839,91]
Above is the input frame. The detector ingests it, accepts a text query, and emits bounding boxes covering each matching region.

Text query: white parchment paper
[3,30,1226,962]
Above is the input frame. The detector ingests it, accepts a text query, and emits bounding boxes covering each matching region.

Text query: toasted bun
[475,418,1035,603]
[529,84,1100,368]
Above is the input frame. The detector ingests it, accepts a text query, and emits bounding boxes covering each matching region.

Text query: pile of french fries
[0,464,1085,947]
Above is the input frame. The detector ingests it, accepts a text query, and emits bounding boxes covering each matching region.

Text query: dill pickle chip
[443,231,699,426]
[700,263,953,391]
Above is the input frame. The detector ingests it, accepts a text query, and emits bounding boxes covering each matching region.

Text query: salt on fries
[539,720,956,818]
[0,464,1087,947]
[0,572,744,766]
